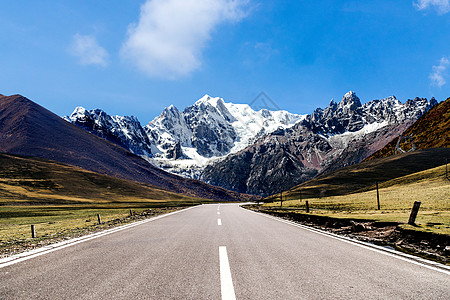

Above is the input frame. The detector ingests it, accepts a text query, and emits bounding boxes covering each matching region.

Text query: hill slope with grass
[367,97,450,160]
[0,152,204,205]
[267,147,450,201]
[0,94,242,201]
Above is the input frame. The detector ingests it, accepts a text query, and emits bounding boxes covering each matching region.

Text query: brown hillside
[367,98,450,160]
[0,152,198,205]
[0,94,246,201]
[265,147,450,201]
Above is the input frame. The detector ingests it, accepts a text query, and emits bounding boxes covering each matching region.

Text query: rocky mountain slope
[65,107,152,157]
[66,95,305,178]
[201,92,437,196]
[267,147,450,200]
[367,97,450,160]
[0,94,243,201]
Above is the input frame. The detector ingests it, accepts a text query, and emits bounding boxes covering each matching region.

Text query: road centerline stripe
[217,211,220,215]
[218,218,222,226]
[219,246,236,300]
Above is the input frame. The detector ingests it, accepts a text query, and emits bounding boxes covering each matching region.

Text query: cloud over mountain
[430,56,449,87]
[121,0,248,79]
[70,34,109,67]
[414,0,450,14]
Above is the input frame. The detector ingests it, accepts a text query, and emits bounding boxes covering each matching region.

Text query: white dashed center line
[217,211,220,215]
[219,246,236,300]
[218,218,222,226]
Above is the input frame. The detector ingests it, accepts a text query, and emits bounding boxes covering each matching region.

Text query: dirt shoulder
[243,204,450,265]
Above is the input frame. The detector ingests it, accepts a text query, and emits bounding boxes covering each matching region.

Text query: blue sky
[1,0,449,124]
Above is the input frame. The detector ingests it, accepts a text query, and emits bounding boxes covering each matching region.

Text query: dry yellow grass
[265,165,450,235]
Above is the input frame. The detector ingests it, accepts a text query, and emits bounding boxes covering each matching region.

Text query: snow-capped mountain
[64,107,153,157]
[65,95,305,178]
[145,95,305,177]
[201,92,437,196]
[65,92,437,196]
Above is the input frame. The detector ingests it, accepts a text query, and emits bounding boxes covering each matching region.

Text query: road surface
[1,204,449,299]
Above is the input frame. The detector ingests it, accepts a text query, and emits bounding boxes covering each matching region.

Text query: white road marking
[217,212,221,215]
[242,207,450,275]
[219,246,236,300]
[218,218,222,226]
[0,206,200,269]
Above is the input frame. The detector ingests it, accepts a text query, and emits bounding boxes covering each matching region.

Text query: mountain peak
[163,104,180,113]
[340,91,361,110]
[328,98,337,109]
[194,94,224,108]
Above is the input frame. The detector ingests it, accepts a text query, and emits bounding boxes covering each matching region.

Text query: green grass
[264,164,450,235]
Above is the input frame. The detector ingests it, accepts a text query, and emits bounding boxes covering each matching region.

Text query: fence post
[408,201,421,225]
[31,225,36,238]
[305,201,310,213]
[280,192,283,207]
[97,213,102,224]
[129,209,133,217]
[376,182,380,210]
[446,158,448,179]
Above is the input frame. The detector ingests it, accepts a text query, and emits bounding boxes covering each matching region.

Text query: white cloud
[70,34,109,67]
[414,0,450,14]
[429,56,449,87]
[121,0,248,79]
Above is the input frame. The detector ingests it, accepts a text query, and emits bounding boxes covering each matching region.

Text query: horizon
[1,1,449,123]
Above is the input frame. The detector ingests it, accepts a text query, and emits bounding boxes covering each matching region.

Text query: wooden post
[280,192,283,207]
[129,209,133,217]
[446,158,448,180]
[376,182,380,210]
[299,191,302,203]
[305,201,310,213]
[97,213,102,224]
[31,225,36,238]
[408,201,421,225]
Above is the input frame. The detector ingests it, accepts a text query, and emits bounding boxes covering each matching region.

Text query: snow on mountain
[64,107,153,157]
[201,92,438,196]
[65,95,305,179]
[65,91,437,193]
[145,95,305,178]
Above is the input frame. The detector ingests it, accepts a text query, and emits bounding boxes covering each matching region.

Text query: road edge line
[0,205,199,269]
[241,206,450,276]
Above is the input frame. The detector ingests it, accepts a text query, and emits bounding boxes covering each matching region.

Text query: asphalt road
[1,204,449,299]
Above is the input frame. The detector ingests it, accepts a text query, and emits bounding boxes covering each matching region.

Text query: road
[1,204,449,299]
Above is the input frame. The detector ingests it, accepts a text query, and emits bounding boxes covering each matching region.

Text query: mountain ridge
[0,94,245,201]
[366,97,450,160]
[201,92,437,196]
[66,94,305,178]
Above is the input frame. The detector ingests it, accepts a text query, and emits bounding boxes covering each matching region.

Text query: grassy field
[0,203,196,244]
[265,148,450,201]
[0,153,212,248]
[264,164,450,235]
